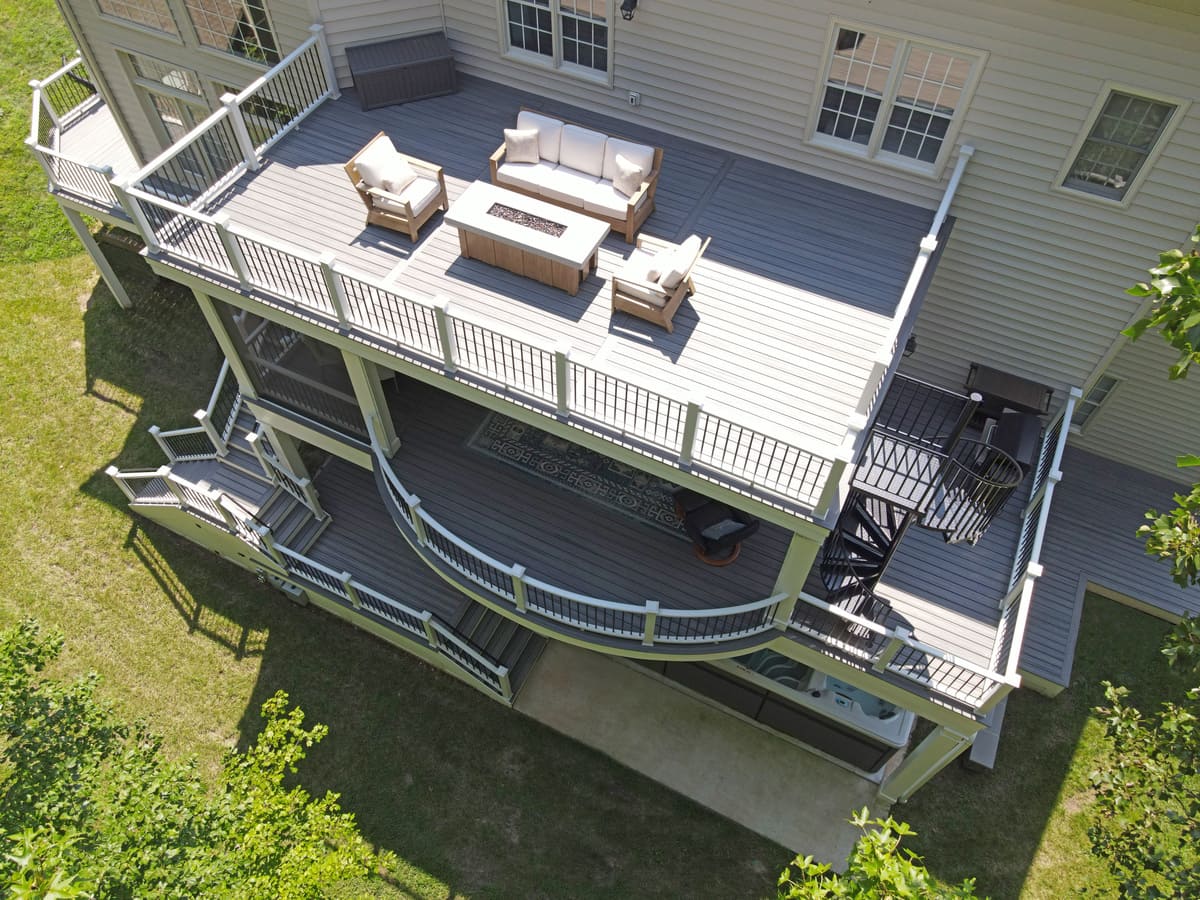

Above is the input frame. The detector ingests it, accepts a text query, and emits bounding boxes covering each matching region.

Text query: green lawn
[1,3,787,897]
[3,1,1190,898]
[904,594,1191,899]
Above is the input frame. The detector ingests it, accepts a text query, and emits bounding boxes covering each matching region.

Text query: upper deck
[30,29,958,522]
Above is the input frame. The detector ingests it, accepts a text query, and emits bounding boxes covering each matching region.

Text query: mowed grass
[0,2,787,897]
[904,594,1192,899]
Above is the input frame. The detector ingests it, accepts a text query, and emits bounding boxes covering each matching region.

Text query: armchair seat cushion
[372,176,443,217]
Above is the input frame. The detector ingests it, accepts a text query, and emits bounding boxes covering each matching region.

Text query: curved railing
[366,419,786,651]
[920,439,1023,544]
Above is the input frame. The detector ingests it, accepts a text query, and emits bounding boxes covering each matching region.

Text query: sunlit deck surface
[203,76,937,454]
[57,101,141,182]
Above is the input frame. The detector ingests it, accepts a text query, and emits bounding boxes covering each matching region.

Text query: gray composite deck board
[59,102,141,179]
[1020,445,1200,685]
[305,455,469,623]
[383,378,790,612]
[170,458,275,512]
[201,76,934,461]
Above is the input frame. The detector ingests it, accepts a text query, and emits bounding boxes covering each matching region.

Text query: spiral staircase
[819,375,1027,629]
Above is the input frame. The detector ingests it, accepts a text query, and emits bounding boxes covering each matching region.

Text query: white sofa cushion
[659,234,703,290]
[373,176,442,217]
[516,110,565,163]
[612,154,645,198]
[602,138,655,183]
[504,127,541,164]
[540,164,600,207]
[559,124,608,178]
[581,180,636,218]
[495,160,560,194]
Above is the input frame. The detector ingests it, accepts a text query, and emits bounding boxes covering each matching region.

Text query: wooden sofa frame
[488,107,663,243]
[344,131,449,241]
[611,235,711,333]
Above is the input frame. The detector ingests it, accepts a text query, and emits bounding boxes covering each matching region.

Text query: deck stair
[819,375,1028,625]
[255,487,329,554]
[221,407,275,483]
[450,602,547,697]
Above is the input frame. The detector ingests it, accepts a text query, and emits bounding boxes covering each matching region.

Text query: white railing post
[105,466,137,502]
[215,215,251,289]
[110,177,159,253]
[408,497,430,544]
[147,425,177,463]
[245,430,273,477]
[252,524,286,566]
[498,667,513,701]
[511,564,528,612]
[31,78,59,130]
[340,572,362,608]
[642,600,659,646]
[422,614,440,649]
[310,24,341,100]
[320,254,350,329]
[220,93,260,171]
[23,136,58,191]
[161,468,187,507]
[678,394,704,466]
[210,490,241,532]
[813,432,856,518]
[194,410,228,456]
[431,296,457,373]
[554,342,572,416]
[871,626,910,673]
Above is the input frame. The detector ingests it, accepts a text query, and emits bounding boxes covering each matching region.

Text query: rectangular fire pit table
[445,181,610,295]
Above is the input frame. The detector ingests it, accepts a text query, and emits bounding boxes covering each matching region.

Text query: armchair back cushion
[559,124,608,177]
[659,234,704,290]
[516,110,565,163]
[354,134,418,192]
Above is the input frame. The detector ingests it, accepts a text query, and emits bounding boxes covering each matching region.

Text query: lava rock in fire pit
[487,203,567,237]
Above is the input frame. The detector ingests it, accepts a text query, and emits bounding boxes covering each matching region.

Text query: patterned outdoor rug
[467,412,687,539]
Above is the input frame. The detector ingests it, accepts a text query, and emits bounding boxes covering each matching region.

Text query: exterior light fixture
[620,0,637,20]
[903,334,918,358]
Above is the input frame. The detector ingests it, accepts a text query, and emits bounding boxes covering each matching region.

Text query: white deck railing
[367,418,787,648]
[25,55,119,208]
[990,387,1081,682]
[789,589,1016,713]
[121,189,844,511]
[147,361,241,463]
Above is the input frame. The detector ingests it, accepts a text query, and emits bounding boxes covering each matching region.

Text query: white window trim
[1069,375,1120,434]
[496,0,615,88]
[1053,81,1189,209]
[805,19,986,179]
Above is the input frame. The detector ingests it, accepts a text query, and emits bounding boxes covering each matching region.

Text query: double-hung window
[183,0,280,65]
[503,0,612,82]
[811,25,984,174]
[1058,86,1182,204]
[97,0,179,35]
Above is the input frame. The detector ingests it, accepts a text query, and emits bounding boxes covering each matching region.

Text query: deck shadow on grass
[74,267,789,899]
[900,594,1191,898]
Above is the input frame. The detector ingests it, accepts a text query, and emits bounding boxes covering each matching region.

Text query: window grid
[97,0,178,34]
[560,0,608,73]
[1065,92,1175,200]
[819,31,895,146]
[124,51,202,95]
[882,48,967,164]
[184,0,280,64]
[503,0,610,78]
[1072,375,1119,430]
[815,25,980,170]
[507,0,554,57]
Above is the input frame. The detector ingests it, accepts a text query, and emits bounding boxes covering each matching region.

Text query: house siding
[1070,335,1200,485]
[312,0,444,86]
[54,0,316,161]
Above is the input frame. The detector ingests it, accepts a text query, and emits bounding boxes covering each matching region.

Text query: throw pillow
[383,158,418,194]
[701,518,744,541]
[504,127,541,164]
[612,153,646,198]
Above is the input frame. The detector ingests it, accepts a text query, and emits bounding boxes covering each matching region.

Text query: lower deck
[1020,445,1200,686]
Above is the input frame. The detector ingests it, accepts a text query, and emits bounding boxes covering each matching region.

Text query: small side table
[346,32,457,111]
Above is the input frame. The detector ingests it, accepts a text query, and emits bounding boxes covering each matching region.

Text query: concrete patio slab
[514,641,884,862]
